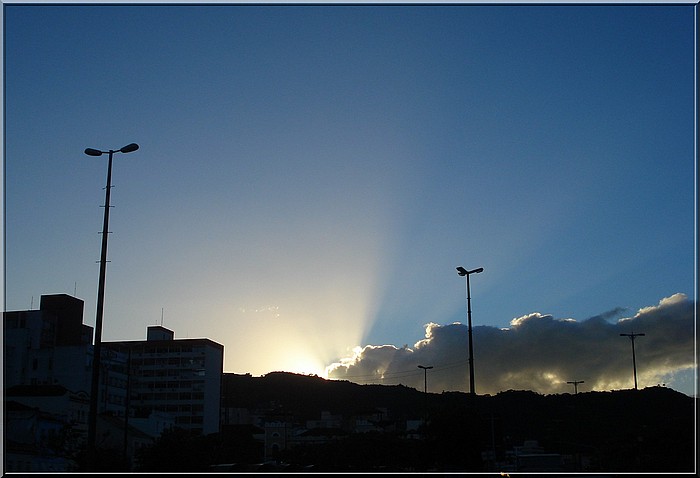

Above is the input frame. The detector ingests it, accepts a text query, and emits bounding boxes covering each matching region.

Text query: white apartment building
[105,325,224,436]
[4,295,225,437]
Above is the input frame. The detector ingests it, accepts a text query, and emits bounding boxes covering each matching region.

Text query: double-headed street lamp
[567,380,585,395]
[417,365,433,395]
[620,331,645,390]
[84,143,138,466]
[456,266,483,398]
[417,365,433,432]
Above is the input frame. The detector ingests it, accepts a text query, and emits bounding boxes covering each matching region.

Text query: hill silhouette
[136,371,696,472]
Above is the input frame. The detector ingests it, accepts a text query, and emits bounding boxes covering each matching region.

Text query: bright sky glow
[2,3,696,397]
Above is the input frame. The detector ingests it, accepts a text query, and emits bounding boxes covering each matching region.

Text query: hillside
[219,372,696,472]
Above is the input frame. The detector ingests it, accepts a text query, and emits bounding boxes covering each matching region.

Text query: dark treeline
[133,372,696,473]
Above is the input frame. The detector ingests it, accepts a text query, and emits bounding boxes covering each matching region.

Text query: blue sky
[3,3,696,396]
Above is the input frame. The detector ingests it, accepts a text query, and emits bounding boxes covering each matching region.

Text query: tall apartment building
[3,294,93,391]
[4,294,96,470]
[4,294,225,437]
[104,326,224,436]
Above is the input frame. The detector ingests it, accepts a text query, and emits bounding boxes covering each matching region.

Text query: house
[4,400,80,472]
[5,384,90,437]
[94,414,155,470]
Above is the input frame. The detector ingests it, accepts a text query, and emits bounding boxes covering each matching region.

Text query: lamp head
[84,148,103,157]
[456,266,468,276]
[120,143,139,153]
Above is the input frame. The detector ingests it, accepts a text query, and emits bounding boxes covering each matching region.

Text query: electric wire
[328,358,469,385]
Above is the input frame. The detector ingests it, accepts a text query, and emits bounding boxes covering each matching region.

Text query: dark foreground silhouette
[129,372,696,473]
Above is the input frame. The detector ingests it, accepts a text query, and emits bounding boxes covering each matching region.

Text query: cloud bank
[326,293,696,396]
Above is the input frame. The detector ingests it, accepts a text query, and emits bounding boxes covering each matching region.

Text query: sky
[2,2,697,398]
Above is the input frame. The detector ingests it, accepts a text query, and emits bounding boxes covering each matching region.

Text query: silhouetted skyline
[3,3,696,397]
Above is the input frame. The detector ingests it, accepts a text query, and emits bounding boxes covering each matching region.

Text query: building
[4,294,225,460]
[4,400,81,472]
[3,294,93,390]
[104,325,224,436]
[5,384,90,435]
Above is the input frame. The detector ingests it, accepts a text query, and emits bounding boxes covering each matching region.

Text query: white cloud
[327,294,696,396]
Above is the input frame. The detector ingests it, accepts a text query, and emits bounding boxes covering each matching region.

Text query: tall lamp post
[567,380,585,395]
[418,365,433,395]
[456,266,483,398]
[417,365,433,434]
[84,143,139,467]
[620,331,645,390]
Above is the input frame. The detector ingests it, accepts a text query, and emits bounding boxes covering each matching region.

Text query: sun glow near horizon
[214,264,384,380]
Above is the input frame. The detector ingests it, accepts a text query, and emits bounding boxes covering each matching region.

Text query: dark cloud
[327,293,695,395]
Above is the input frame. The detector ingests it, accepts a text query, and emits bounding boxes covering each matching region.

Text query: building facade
[3,294,93,391]
[104,325,224,436]
[4,293,225,470]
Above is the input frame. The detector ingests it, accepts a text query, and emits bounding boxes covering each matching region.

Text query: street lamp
[456,266,483,397]
[567,380,585,395]
[620,331,645,390]
[417,365,433,433]
[84,143,138,467]
[417,365,433,395]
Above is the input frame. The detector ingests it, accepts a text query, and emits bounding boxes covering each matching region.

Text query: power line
[329,359,469,382]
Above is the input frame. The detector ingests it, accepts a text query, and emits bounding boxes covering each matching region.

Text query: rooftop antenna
[74,281,77,296]
[161,307,164,326]
[30,296,34,309]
